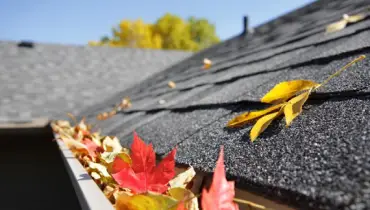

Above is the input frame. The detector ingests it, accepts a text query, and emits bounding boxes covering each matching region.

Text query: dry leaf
[91,171,101,180]
[101,152,132,165]
[115,192,178,210]
[261,80,318,103]
[203,58,212,69]
[119,97,132,109]
[284,88,313,126]
[168,81,176,89]
[226,55,366,141]
[346,13,365,23]
[326,19,348,33]
[88,161,111,178]
[169,188,199,210]
[326,13,365,33]
[102,136,123,153]
[227,103,284,128]
[59,135,87,151]
[169,166,196,189]
[90,133,103,147]
[250,109,284,142]
[108,110,117,117]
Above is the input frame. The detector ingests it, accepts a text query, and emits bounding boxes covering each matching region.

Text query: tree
[88,13,220,51]
[110,19,162,49]
[153,13,198,51]
[188,16,220,50]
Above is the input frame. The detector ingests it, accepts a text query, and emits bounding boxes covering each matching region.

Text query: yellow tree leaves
[88,13,220,51]
[115,19,163,49]
[227,55,366,141]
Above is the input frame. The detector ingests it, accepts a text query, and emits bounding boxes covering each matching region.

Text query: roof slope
[0,41,192,122]
[80,0,370,209]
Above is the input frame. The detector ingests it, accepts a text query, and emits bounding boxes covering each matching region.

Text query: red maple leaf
[82,138,103,157]
[201,146,239,210]
[111,156,130,174]
[112,132,176,194]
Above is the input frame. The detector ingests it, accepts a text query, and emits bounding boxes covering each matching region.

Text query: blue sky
[0,0,315,45]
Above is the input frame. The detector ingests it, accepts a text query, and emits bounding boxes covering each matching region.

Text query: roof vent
[243,16,249,35]
[17,41,34,48]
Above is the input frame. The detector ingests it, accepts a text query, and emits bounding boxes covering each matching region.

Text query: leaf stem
[233,198,267,209]
[316,55,366,90]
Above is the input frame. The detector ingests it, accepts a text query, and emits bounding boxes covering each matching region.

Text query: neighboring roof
[78,0,370,209]
[0,41,192,122]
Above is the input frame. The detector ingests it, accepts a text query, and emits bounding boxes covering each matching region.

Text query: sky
[0,0,315,45]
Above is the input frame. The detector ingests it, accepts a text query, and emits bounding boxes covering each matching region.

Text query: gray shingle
[79,0,370,209]
[0,41,192,121]
[4,0,370,209]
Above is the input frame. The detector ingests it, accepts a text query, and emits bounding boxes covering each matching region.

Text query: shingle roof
[78,0,370,209]
[0,41,192,122]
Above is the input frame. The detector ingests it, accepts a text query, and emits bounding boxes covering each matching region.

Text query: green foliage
[188,16,220,50]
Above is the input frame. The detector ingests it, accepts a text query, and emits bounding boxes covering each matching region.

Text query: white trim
[56,137,114,210]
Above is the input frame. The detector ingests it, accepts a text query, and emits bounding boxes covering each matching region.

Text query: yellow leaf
[260,80,319,103]
[168,81,176,89]
[102,136,123,153]
[120,97,132,109]
[169,188,199,210]
[116,192,178,210]
[325,19,347,33]
[59,135,87,150]
[90,172,101,180]
[250,110,284,141]
[56,120,71,128]
[227,104,284,128]
[88,162,111,178]
[203,58,212,69]
[101,151,132,165]
[284,88,312,127]
[169,166,196,189]
[345,13,365,23]
[326,13,365,34]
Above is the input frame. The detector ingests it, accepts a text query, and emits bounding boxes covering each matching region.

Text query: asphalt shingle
[0,41,192,121]
[77,1,370,209]
[4,0,370,209]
